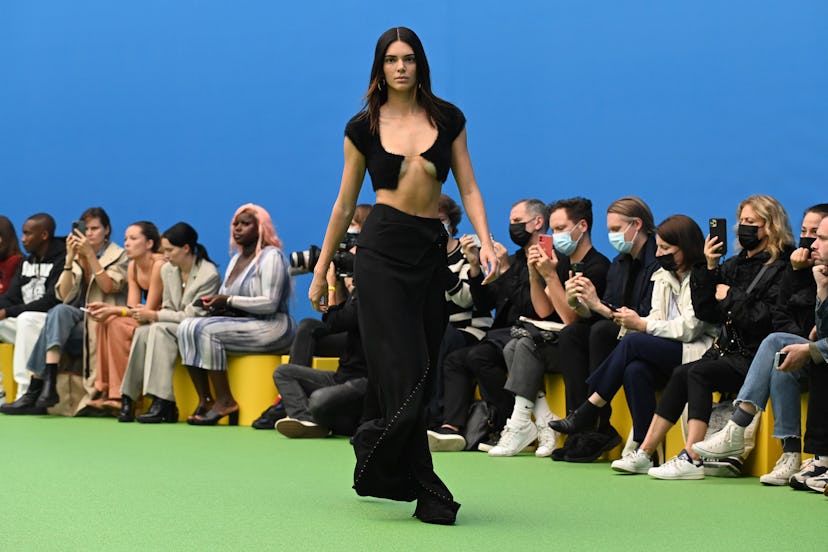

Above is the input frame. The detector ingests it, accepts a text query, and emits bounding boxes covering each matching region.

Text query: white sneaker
[691,420,745,459]
[648,451,705,480]
[488,419,537,457]
[427,429,466,452]
[535,424,560,457]
[759,452,801,486]
[805,472,828,493]
[611,449,653,474]
[274,418,330,438]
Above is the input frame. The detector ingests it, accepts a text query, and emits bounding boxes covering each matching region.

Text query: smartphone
[537,234,553,258]
[72,219,87,235]
[773,351,788,369]
[709,218,727,255]
[571,262,584,275]
[601,300,620,312]
[79,306,90,313]
[470,234,482,248]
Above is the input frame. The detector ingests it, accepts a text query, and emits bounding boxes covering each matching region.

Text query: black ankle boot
[548,402,601,434]
[136,397,178,424]
[0,377,47,415]
[118,395,135,422]
[35,364,59,409]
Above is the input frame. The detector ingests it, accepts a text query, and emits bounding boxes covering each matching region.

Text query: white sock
[533,391,555,426]
[509,395,534,427]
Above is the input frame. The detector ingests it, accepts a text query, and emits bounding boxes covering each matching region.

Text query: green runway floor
[0,416,824,551]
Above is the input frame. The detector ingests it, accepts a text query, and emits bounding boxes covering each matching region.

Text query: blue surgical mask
[608,222,637,254]
[553,225,582,256]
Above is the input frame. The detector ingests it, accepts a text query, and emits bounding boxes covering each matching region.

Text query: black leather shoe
[548,404,599,435]
[251,403,286,429]
[118,395,135,422]
[35,364,59,409]
[0,377,48,415]
[136,397,179,424]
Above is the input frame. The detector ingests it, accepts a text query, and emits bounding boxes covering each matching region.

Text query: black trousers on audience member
[805,362,828,455]
[654,351,749,424]
[557,319,622,414]
[351,204,456,508]
[288,318,348,367]
[442,338,514,432]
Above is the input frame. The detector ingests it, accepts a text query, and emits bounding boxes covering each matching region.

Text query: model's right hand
[309,273,329,312]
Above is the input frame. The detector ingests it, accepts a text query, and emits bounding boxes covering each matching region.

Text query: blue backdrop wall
[2,1,825,322]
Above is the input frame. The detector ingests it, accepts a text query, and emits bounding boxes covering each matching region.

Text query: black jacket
[602,233,660,316]
[0,238,66,318]
[322,289,366,383]
[772,264,817,338]
[691,248,791,358]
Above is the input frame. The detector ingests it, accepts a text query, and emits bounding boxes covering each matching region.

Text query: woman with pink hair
[178,204,295,425]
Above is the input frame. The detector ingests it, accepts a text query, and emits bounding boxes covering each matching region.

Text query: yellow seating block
[0,343,15,401]
[312,357,339,372]
[172,354,281,426]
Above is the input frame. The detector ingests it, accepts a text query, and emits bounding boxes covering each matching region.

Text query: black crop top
[344,103,466,191]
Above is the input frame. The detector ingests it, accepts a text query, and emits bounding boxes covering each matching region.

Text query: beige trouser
[0,311,47,399]
[121,321,180,402]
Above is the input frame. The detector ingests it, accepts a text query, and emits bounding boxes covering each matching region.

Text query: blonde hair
[736,194,794,264]
[607,196,655,234]
[229,203,282,258]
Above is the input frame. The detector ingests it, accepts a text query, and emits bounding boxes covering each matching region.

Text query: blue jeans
[26,304,84,377]
[735,332,808,439]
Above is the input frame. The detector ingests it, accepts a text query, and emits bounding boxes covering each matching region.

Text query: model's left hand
[776,343,811,372]
[612,306,646,332]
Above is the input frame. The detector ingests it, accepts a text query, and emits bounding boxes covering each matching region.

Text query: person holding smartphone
[486,197,610,458]
[693,203,828,487]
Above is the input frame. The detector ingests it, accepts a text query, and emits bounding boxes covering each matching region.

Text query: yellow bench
[0,343,15,401]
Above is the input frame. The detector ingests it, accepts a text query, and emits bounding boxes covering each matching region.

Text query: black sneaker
[427,426,466,452]
[790,458,827,491]
[251,403,286,429]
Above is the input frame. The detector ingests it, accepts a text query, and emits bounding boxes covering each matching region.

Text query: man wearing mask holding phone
[552,196,660,462]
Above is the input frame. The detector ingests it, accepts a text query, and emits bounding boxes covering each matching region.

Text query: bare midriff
[375,159,442,218]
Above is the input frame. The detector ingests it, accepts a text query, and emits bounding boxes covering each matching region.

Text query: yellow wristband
[95,268,105,276]
[328,286,336,291]
[121,308,128,317]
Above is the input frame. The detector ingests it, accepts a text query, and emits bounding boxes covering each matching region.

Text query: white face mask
[608,221,637,254]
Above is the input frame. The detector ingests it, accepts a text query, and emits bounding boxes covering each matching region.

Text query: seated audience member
[693,204,828,487]
[552,196,660,460]
[181,203,296,426]
[612,195,793,479]
[427,199,551,451]
[551,215,718,459]
[488,197,610,457]
[121,223,221,424]
[425,194,494,428]
[2,207,128,415]
[0,215,24,296]
[274,288,367,438]
[252,205,371,429]
[83,222,165,419]
[287,204,371,368]
[0,214,65,402]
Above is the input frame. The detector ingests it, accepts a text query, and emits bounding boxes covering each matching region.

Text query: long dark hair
[656,215,705,271]
[163,222,213,264]
[360,27,450,134]
[0,216,22,259]
[130,221,161,253]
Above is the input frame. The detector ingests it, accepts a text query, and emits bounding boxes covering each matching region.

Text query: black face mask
[737,224,762,251]
[799,236,816,251]
[656,253,678,272]
[509,222,533,247]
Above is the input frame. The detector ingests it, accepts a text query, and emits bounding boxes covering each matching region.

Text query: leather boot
[35,364,59,409]
[136,397,178,424]
[118,395,135,423]
[0,377,47,415]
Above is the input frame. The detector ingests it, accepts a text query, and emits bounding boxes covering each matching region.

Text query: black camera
[289,232,358,278]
